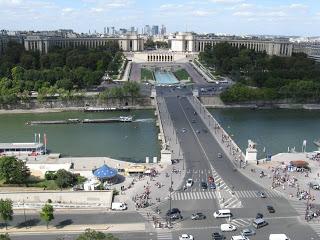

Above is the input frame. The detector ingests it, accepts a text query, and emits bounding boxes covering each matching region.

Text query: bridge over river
[153,86,317,240]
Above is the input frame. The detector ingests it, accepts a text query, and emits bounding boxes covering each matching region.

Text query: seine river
[0,110,160,163]
[210,108,320,158]
[1,108,319,162]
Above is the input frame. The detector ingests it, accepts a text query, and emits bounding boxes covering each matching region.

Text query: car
[231,236,249,240]
[202,129,208,133]
[191,119,196,123]
[196,130,200,134]
[166,208,181,216]
[186,178,194,187]
[218,153,222,158]
[179,234,194,240]
[267,205,275,213]
[201,182,208,189]
[256,213,263,219]
[253,218,268,229]
[210,182,216,189]
[181,128,187,133]
[257,191,266,198]
[191,212,206,220]
[212,232,225,240]
[220,223,237,232]
[208,176,214,183]
[241,228,256,236]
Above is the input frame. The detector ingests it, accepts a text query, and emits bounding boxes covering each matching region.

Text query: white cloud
[209,0,244,4]
[233,11,253,16]
[62,8,74,13]
[289,3,308,9]
[90,7,104,12]
[159,3,184,10]
[192,10,215,17]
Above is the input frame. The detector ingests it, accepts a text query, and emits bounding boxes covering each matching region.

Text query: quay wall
[0,97,152,110]
[189,96,245,166]
[0,191,113,207]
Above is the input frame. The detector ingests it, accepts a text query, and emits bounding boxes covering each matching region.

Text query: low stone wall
[0,97,152,110]
[0,191,113,207]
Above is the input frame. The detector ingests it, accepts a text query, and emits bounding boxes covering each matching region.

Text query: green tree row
[199,42,320,103]
[98,82,140,103]
[0,41,124,93]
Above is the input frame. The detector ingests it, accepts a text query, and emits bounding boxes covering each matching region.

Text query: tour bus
[213,209,232,218]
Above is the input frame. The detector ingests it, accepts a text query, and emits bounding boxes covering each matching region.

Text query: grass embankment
[141,68,154,81]
[173,69,192,81]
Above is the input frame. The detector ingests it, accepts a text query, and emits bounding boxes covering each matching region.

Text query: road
[155,87,318,239]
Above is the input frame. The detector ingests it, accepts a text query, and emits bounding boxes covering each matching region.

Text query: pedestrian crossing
[229,218,252,228]
[172,189,282,201]
[157,231,173,240]
[309,222,320,238]
[289,200,307,216]
[172,190,218,201]
[234,189,282,199]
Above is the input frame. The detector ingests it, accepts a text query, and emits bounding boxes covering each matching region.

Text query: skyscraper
[160,25,166,35]
[152,25,159,36]
[144,25,151,36]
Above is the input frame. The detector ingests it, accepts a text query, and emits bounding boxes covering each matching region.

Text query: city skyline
[0,0,320,36]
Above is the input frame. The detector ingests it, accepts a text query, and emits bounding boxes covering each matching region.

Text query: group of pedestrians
[133,184,151,209]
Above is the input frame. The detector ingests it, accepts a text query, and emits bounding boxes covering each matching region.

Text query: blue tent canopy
[93,164,118,179]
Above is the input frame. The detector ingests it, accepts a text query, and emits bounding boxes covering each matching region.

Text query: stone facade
[169,32,293,57]
[24,34,144,54]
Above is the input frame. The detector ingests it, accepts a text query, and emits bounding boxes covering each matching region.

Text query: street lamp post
[168,172,173,227]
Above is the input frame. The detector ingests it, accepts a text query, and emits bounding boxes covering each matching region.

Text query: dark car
[267,205,275,213]
[212,232,225,240]
[256,213,263,219]
[191,212,206,220]
[210,182,216,190]
[201,182,208,189]
[166,208,181,216]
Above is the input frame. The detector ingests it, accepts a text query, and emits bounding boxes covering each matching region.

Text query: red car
[208,176,214,183]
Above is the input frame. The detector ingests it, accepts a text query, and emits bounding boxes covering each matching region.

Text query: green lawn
[141,68,154,81]
[174,69,192,81]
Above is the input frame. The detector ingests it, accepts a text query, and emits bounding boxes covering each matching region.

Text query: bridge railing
[155,96,184,161]
[188,96,245,167]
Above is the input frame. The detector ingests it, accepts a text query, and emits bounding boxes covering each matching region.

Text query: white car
[220,223,237,232]
[186,178,193,187]
[231,236,249,240]
[179,234,194,240]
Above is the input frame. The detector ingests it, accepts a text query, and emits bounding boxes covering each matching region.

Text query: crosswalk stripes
[157,231,173,240]
[222,196,242,208]
[230,218,252,228]
[234,190,282,199]
[289,200,307,216]
[172,190,217,201]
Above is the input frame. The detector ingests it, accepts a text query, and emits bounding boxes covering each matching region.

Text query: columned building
[292,43,320,62]
[169,32,293,57]
[24,34,144,54]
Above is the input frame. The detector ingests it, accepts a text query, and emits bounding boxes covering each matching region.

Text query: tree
[55,169,76,190]
[76,229,119,240]
[0,156,30,184]
[0,233,10,240]
[40,203,54,229]
[0,199,13,230]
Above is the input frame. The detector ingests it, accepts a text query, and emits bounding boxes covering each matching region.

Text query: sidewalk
[2,223,145,234]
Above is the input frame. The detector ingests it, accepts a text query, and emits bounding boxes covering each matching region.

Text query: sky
[0,0,320,36]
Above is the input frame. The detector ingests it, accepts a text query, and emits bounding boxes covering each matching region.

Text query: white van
[111,202,127,211]
[214,209,232,218]
[269,234,290,240]
[231,236,249,240]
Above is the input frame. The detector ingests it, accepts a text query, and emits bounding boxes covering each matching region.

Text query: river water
[1,108,319,162]
[209,108,320,158]
[0,110,160,163]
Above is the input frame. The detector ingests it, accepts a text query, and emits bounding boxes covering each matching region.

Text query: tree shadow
[16,218,41,229]
[55,219,73,229]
